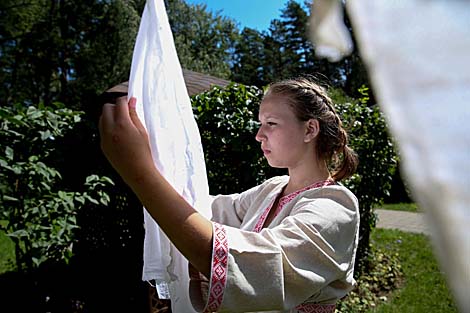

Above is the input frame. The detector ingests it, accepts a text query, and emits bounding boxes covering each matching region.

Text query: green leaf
[39,130,52,140]
[5,146,14,160]
[3,195,19,202]
[7,229,29,238]
[85,175,99,184]
[100,176,114,185]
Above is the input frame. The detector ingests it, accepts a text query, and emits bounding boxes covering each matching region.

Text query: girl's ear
[304,119,320,142]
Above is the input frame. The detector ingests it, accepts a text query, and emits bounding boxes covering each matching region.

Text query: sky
[184,0,296,32]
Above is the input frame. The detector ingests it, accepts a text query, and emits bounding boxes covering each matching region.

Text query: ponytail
[331,144,358,181]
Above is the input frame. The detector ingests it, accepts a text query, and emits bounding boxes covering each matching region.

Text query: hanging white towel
[127,0,211,311]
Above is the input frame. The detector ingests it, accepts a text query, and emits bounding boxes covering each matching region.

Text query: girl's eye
[267,122,277,126]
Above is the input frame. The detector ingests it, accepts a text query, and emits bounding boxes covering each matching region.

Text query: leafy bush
[192,83,283,195]
[330,86,398,268]
[0,103,113,272]
[337,246,403,312]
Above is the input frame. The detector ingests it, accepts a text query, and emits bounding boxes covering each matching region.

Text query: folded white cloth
[127,0,211,311]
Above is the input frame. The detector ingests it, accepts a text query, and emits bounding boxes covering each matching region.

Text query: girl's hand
[99,96,156,187]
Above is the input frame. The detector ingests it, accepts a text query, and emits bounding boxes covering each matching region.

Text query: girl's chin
[266,158,283,168]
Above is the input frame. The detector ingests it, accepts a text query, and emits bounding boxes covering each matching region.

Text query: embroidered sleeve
[206,222,229,311]
[188,222,229,312]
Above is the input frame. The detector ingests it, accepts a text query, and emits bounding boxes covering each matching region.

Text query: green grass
[367,229,458,312]
[0,230,16,273]
[380,202,420,212]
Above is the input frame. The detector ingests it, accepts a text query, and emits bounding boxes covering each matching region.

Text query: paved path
[375,209,430,235]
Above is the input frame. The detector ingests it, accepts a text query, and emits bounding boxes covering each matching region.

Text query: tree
[164,0,239,79]
[0,0,141,110]
[232,0,332,86]
[231,27,266,86]
[229,0,371,99]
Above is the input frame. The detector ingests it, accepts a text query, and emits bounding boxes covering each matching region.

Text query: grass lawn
[380,202,420,212]
[0,230,16,273]
[368,228,458,312]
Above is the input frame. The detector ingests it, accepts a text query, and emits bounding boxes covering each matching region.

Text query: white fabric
[309,2,470,312]
[309,0,353,62]
[127,0,211,311]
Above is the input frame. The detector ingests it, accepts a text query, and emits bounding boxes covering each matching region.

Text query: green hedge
[192,83,284,195]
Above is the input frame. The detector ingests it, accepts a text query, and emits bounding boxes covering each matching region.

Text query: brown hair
[263,77,358,181]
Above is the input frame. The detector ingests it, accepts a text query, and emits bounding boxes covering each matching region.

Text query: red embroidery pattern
[253,179,335,233]
[252,198,276,233]
[296,303,336,313]
[206,222,228,312]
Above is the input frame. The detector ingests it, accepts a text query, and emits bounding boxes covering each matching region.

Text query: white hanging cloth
[127,0,211,311]
[309,1,470,312]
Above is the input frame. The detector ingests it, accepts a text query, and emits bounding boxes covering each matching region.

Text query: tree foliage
[164,0,239,79]
[0,0,141,109]
[229,0,371,99]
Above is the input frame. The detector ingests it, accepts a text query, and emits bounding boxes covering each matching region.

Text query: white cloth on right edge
[309,1,470,312]
[189,176,360,313]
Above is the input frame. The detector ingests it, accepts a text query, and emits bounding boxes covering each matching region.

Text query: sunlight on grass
[368,229,457,313]
[381,203,419,212]
[0,229,16,273]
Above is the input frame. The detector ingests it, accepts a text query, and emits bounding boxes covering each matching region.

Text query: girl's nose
[255,126,265,142]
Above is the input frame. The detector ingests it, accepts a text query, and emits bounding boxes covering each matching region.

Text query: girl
[99,77,359,312]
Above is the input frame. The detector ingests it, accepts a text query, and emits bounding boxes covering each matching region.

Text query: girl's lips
[262,148,271,155]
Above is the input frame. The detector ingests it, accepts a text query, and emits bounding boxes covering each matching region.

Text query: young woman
[99,77,359,312]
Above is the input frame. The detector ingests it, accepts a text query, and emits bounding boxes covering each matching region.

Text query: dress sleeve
[189,196,359,312]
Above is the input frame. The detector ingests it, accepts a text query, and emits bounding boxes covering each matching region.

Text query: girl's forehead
[259,97,296,118]
[260,96,291,112]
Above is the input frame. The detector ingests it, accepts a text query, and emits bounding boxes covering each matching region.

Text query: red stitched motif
[296,303,336,313]
[206,222,228,312]
[253,179,335,233]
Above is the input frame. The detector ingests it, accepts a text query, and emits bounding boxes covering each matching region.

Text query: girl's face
[255,96,310,169]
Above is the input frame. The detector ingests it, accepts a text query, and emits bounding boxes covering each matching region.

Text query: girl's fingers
[115,96,130,122]
[99,102,116,133]
[128,97,146,132]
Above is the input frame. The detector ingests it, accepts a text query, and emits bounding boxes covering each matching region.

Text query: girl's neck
[285,162,331,196]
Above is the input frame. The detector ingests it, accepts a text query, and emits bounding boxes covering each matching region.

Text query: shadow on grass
[0,252,149,313]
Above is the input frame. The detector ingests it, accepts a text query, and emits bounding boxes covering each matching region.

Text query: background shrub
[192,83,284,195]
[0,104,113,272]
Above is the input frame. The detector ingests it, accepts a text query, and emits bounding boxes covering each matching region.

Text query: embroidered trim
[206,222,228,312]
[252,198,276,233]
[253,179,336,233]
[296,303,336,313]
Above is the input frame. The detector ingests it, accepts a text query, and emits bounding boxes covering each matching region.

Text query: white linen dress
[189,175,360,313]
